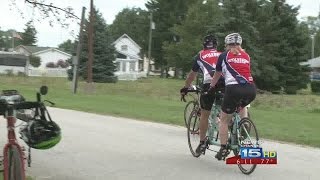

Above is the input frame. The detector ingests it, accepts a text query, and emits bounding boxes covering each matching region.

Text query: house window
[122,62,127,72]
[117,52,126,59]
[116,62,120,71]
[129,62,135,71]
[121,45,128,51]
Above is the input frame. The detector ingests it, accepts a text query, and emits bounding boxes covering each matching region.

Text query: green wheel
[187,110,201,157]
[236,118,259,175]
[184,100,199,128]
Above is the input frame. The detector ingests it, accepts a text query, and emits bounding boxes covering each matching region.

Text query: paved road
[1,108,319,180]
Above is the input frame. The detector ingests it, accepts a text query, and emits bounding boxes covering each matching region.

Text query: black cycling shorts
[200,83,224,111]
[221,84,256,114]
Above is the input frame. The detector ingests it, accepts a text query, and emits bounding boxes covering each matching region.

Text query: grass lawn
[0,173,33,180]
[0,75,320,147]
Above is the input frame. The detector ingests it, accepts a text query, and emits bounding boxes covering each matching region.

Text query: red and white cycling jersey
[216,50,254,85]
[192,49,224,84]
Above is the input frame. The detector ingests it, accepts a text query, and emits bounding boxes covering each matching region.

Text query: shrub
[46,62,57,68]
[284,86,298,94]
[311,81,320,93]
[56,59,69,68]
[29,55,41,67]
[5,69,14,76]
[17,71,26,77]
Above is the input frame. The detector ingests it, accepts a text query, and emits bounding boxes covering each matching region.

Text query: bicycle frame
[206,101,242,151]
[3,104,26,180]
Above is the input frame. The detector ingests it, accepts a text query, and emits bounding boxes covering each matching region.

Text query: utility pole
[72,6,86,94]
[312,34,315,59]
[87,0,94,84]
[147,12,153,76]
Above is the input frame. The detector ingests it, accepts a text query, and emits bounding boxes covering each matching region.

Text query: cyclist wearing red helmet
[209,33,256,160]
[180,34,225,156]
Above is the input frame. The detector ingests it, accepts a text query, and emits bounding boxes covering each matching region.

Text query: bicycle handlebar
[180,87,202,102]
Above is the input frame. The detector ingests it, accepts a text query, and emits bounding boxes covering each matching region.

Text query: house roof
[15,45,71,57]
[301,57,320,68]
[0,52,28,67]
[33,48,72,57]
[112,34,142,50]
[16,45,66,54]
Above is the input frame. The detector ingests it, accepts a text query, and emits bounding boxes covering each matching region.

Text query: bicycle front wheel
[184,100,199,128]
[236,117,259,175]
[187,110,201,157]
[4,145,25,180]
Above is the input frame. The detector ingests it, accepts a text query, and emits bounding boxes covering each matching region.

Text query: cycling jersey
[216,50,254,85]
[192,49,224,84]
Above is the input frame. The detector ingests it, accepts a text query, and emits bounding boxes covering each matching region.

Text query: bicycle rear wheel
[184,100,199,128]
[187,110,201,157]
[4,145,25,180]
[235,118,259,175]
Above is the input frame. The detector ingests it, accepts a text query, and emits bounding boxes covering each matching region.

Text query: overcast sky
[0,0,319,47]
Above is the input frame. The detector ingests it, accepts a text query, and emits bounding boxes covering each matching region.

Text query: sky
[0,0,319,48]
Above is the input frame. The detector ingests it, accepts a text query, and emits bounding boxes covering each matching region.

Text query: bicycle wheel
[184,100,199,128]
[236,118,259,175]
[187,110,201,157]
[5,145,24,180]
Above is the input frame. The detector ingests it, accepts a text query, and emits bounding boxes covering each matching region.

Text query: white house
[0,51,28,75]
[112,34,146,80]
[300,57,320,80]
[15,45,71,77]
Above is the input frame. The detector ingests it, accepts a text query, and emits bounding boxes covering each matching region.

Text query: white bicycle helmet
[225,33,242,45]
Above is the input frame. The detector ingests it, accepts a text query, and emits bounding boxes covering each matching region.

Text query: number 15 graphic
[240,147,262,159]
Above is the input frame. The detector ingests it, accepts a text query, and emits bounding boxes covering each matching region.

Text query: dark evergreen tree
[68,8,117,83]
[21,21,37,46]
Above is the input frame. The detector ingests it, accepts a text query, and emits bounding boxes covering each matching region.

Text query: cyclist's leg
[196,86,215,154]
[239,84,257,118]
[239,107,248,118]
[216,85,238,160]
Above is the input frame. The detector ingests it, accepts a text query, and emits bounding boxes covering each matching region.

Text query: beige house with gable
[112,34,147,80]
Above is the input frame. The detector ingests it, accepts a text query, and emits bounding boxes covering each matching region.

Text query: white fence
[115,71,147,80]
[28,68,68,77]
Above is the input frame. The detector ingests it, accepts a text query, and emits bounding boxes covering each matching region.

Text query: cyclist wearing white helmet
[180,34,225,156]
[209,33,256,160]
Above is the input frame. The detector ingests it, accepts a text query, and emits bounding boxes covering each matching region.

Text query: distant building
[301,57,320,80]
[0,51,28,75]
[15,45,71,68]
[112,34,146,80]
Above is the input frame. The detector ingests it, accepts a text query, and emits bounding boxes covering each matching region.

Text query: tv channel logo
[240,147,277,159]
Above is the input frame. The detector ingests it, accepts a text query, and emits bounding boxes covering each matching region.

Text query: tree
[68,8,117,83]
[109,8,149,55]
[301,15,320,58]
[253,0,310,93]
[58,39,76,54]
[146,0,197,77]
[163,0,224,77]
[21,21,37,46]
[29,55,41,67]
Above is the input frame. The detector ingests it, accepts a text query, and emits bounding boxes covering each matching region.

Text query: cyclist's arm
[210,54,223,87]
[184,55,199,88]
[184,71,197,88]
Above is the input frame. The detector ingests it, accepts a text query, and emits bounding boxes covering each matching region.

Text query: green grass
[1,75,320,147]
[0,173,33,180]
